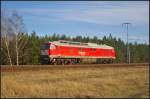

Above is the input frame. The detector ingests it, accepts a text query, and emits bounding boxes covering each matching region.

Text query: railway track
[1,63,149,72]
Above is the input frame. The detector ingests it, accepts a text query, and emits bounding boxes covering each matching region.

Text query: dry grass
[1,66,149,98]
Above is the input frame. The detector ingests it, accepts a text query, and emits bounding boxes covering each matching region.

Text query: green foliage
[1,32,149,65]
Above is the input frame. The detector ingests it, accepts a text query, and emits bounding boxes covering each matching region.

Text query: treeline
[1,32,149,65]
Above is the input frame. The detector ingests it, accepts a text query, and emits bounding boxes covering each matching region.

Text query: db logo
[79,51,85,55]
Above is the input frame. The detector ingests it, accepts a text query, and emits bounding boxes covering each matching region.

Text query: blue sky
[1,1,149,44]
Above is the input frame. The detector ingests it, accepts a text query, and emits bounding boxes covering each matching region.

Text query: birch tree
[9,10,26,66]
[1,9,27,66]
[1,9,13,66]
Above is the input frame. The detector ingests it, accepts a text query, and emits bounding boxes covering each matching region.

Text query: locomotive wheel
[62,59,67,65]
[64,60,69,65]
[103,60,107,64]
[56,59,62,65]
[71,59,76,64]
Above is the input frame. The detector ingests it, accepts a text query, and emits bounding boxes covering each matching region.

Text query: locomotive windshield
[41,43,49,49]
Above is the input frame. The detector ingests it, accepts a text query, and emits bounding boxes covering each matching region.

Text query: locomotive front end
[40,43,51,64]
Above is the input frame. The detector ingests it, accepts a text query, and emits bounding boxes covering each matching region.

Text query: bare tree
[1,9,27,66]
[1,9,13,66]
[9,10,26,66]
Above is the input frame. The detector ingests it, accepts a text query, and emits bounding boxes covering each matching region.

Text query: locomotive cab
[40,43,50,64]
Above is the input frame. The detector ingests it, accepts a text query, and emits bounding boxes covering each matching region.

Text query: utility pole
[122,23,131,64]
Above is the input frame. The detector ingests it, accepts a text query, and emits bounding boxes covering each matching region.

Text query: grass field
[1,65,149,98]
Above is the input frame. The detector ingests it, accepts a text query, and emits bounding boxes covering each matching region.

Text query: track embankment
[1,63,149,72]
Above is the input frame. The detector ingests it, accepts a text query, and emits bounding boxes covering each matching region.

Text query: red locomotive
[40,40,116,64]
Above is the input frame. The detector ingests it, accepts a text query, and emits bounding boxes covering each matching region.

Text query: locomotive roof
[50,40,114,49]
